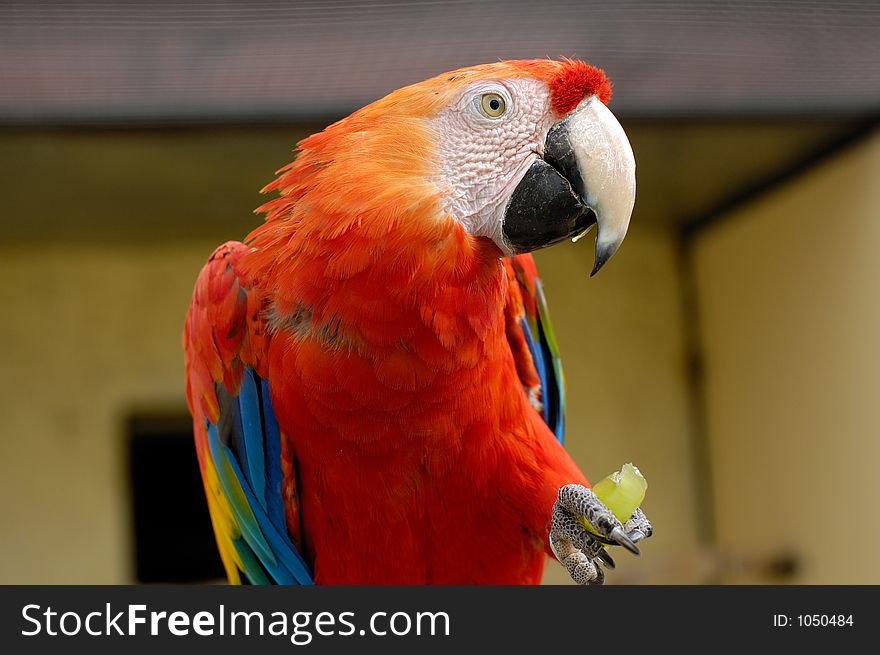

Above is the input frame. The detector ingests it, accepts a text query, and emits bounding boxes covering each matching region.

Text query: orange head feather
[255,57,612,236]
[241,58,620,321]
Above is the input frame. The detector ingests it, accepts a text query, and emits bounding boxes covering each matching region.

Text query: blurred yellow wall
[694,129,880,583]
[536,232,700,583]
[0,240,219,582]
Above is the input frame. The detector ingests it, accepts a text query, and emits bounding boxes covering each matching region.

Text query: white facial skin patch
[430,78,557,249]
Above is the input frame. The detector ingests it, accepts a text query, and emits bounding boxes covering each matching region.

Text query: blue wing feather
[237,368,267,510]
[222,451,311,584]
[205,421,277,567]
[520,316,550,426]
[207,368,314,585]
[534,279,565,442]
[231,538,272,585]
[261,377,289,539]
[512,262,566,445]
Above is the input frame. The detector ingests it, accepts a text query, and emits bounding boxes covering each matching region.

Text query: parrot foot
[549,484,652,585]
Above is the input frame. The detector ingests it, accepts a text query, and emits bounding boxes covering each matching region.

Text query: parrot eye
[480,93,506,118]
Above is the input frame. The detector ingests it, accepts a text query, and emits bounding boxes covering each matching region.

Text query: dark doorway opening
[127,413,225,583]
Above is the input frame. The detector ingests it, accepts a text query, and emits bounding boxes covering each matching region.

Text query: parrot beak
[502,96,636,276]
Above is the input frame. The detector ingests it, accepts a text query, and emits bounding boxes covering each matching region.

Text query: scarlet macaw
[183,58,651,585]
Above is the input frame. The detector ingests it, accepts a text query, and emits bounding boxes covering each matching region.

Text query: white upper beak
[565,97,636,275]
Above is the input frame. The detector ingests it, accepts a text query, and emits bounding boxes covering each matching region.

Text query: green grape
[579,463,647,537]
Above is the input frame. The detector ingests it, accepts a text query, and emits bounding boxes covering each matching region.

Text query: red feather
[549,58,613,116]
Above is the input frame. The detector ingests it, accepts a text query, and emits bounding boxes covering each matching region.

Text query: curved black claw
[610,526,640,555]
[596,548,616,570]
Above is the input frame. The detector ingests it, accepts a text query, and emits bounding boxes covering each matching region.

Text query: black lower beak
[501,120,594,255]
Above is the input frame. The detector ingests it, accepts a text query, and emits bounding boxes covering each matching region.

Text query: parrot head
[263,58,635,276]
